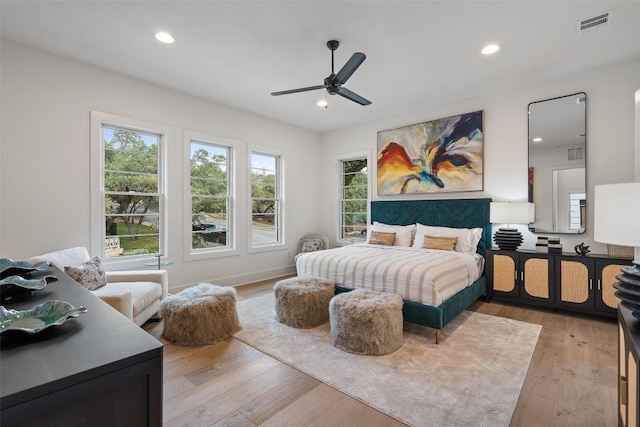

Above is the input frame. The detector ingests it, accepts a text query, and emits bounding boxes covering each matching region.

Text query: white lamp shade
[594,183,640,247]
[490,202,535,224]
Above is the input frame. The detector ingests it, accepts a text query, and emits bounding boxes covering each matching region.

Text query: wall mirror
[528,92,586,234]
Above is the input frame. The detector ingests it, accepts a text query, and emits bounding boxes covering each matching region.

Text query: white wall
[319,58,640,255]
[0,40,321,290]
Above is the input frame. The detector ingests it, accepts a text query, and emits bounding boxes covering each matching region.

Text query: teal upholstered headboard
[370,198,492,256]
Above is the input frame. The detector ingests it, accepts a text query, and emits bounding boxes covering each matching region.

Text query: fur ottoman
[329,289,404,355]
[274,276,335,328]
[159,282,241,345]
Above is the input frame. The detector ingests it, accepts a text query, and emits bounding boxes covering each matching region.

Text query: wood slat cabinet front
[487,249,632,318]
[486,250,554,307]
[557,256,631,316]
[619,306,640,427]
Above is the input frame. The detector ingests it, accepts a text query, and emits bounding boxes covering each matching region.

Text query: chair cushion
[94,281,162,318]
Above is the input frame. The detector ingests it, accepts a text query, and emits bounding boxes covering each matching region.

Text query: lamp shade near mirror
[594,183,640,318]
[490,202,535,251]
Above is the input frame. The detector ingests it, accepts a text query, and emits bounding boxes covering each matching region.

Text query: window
[569,192,586,231]
[91,112,167,262]
[188,134,234,255]
[340,156,368,242]
[250,150,282,248]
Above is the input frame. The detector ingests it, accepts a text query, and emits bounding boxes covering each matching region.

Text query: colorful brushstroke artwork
[377,111,484,195]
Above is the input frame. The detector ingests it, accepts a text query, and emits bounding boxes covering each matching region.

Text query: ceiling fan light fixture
[317,99,328,108]
[481,44,500,55]
[155,32,175,44]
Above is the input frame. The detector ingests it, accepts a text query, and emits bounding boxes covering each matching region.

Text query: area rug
[234,294,541,427]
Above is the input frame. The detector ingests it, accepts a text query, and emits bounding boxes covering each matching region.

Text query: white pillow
[367,222,416,247]
[412,224,483,254]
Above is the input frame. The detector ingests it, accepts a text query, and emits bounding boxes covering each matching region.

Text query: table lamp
[490,202,535,251]
[594,183,640,316]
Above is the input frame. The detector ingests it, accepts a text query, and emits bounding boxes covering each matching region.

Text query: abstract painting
[377,111,483,195]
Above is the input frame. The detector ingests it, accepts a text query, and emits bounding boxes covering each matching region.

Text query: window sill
[247,243,287,254]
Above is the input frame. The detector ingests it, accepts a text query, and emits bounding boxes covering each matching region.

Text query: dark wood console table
[1,266,163,427]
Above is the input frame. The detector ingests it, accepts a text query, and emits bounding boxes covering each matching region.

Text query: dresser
[0,266,163,427]
[486,248,632,317]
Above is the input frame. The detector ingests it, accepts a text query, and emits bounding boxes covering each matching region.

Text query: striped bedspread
[295,244,484,307]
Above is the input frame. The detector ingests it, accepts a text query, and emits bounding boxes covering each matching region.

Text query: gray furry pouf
[159,282,241,346]
[274,276,335,328]
[330,289,404,355]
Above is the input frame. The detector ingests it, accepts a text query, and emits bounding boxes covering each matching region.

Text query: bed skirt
[335,275,486,331]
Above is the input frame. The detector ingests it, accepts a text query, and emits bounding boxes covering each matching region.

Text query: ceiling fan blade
[335,52,366,85]
[336,87,371,106]
[271,84,327,96]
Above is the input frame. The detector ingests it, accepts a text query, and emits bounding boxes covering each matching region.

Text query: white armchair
[28,247,168,326]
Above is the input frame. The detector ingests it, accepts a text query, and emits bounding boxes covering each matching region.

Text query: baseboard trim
[169,264,296,294]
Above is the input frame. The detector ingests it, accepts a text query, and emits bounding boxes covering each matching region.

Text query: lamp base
[493,228,523,251]
[612,260,640,319]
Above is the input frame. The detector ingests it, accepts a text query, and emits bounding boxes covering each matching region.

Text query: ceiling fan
[271,40,372,106]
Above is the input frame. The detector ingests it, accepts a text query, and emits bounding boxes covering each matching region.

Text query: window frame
[336,150,371,245]
[248,144,285,253]
[184,130,240,260]
[90,111,169,269]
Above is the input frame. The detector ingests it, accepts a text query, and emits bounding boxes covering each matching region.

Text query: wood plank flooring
[144,278,618,426]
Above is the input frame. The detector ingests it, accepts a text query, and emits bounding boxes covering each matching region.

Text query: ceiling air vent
[568,147,584,161]
[577,10,613,34]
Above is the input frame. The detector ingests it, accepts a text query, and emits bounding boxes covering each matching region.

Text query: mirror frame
[528,92,587,234]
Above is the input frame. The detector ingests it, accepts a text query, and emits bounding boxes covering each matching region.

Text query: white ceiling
[2,1,640,134]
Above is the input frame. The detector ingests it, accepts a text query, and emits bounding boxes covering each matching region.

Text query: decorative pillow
[367,222,415,247]
[368,231,396,246]
[422,235,458,251]
[412,224,483,254]
[300,238,326,253]
[64,257,107,291]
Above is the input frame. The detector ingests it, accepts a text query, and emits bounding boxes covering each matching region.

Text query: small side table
[143,254,173,270]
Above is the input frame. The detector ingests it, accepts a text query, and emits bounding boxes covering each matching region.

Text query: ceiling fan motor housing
[327,40,340,51]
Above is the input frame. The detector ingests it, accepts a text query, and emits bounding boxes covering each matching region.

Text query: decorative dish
[0,275,56,300]
[0,258,50,279]
[0,300,87,335]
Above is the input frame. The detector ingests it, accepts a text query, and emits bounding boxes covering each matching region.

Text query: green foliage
[342,159,368,227]
[104,128,159,241]
[190,147,229,223]
[251,169,277,215]
[114,223,159,256]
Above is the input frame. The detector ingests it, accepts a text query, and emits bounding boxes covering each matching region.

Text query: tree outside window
[341,158,368,241]
[190,141,231,251]
[103,126,161,258]
[251,152,281,246]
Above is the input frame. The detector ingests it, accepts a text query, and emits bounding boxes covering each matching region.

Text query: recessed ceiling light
[317,99,328,108]
[155,32,174,44]
[533,137,543,142]
[481,44,500,55]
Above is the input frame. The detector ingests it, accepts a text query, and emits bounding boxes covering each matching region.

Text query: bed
[296,198,492,343]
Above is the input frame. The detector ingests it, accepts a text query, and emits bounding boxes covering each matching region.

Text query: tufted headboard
[370,198,492,256]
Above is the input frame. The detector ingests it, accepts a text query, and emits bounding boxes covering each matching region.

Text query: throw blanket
[296,244,483,307]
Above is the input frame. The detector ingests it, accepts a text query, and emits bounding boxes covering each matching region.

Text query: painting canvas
[377,111,483,195]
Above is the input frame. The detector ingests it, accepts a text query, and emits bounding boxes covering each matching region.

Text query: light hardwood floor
[144,278,618,426]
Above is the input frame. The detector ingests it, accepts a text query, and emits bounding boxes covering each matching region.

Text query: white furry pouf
[274,276,335,328]
[159,282,241,346]
[330,289,404,355]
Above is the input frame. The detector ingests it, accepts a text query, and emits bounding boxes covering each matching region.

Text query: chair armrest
[95,290,134,321]
[106,270,168,300]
